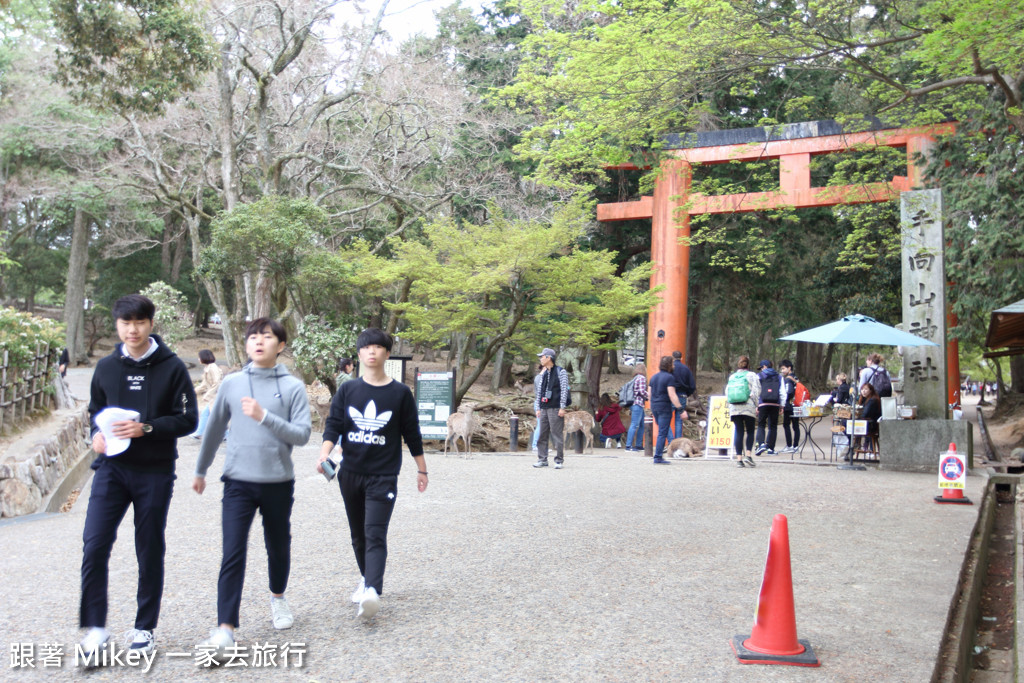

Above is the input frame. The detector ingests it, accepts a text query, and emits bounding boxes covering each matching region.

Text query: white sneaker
[79,627,109,666]
[351,577,365,604]
[124,628,155,654]
[358,586,380,620]
[270,596,293,629]
[197,627,234,656]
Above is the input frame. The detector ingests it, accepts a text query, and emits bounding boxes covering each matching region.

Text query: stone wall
[0,405,91,518]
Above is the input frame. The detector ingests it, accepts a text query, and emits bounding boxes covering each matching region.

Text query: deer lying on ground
[563,410,596,454]
[444,404,477,457]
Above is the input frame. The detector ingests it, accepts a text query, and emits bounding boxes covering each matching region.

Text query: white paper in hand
[95,407,141,456]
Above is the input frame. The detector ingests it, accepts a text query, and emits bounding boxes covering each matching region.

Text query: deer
[563,410,596,454]
[444,404,477,457]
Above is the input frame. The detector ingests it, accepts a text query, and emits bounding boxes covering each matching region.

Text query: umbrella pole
[838,344,867,471]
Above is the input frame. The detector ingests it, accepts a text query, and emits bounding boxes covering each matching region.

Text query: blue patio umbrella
[778,314,937,470]
[778,314,939,347]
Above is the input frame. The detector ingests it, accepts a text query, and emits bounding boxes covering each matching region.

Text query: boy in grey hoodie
[192,318,311,652]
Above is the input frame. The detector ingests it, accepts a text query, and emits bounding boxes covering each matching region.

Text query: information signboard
[416,371,455,440]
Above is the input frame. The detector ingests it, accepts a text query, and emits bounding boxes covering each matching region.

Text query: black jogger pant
[339,470,398,596]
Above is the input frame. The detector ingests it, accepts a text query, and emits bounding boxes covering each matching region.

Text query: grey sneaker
[124,628,155,654]
[79,627,109,666]
[533,460,548,468]
[351,577,365,604]
[270,596,293,629]
[358,586,380,620]
[197,627,234,657]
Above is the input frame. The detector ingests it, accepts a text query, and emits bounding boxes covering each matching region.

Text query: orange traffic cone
[731,514,820,666]
[935,442,973,505]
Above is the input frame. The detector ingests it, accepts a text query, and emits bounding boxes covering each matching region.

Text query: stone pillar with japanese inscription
[900,189,947,419]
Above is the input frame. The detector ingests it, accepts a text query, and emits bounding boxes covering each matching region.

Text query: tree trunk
[586,348,605,414]
[169,223,187,284]
[1010,355,1024,394]
[63,207,89,365]
[160,213,173,280]
[217,42,238,213]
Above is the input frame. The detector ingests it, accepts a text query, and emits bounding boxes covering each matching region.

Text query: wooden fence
[0,343,56,434]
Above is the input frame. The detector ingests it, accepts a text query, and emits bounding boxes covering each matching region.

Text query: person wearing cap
[754,359,783,456]
[533,348,571,468]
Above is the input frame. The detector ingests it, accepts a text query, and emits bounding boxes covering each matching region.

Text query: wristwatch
[140,423,153,434]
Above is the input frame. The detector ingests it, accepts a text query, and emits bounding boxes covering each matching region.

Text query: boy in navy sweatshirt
[79,294,198,658]
[318,328,428,620]
[192,318,311,653]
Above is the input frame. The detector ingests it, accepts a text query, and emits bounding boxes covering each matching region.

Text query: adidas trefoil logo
[347,400,392,445]
[350,400,392,432]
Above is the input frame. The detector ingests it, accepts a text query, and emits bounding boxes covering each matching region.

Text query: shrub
[291,315,358,393]
[0,307,65,378]
[140,281,191,351]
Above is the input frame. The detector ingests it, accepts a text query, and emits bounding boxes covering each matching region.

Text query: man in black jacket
[78,294,198,660]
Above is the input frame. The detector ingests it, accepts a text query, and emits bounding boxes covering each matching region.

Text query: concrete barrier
[879,419,974,473]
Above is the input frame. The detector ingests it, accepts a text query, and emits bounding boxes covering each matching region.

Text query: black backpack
[759,374,782,404]
[868,368,893,397]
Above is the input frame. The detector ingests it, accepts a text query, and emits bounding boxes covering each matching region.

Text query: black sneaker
[737,458,746,468]
[652,457,671,464]
[743,455,756,468]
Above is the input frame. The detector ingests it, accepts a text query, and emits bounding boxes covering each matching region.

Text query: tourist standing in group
[649,356,686,464]
[192,318,312,654]
[532,348,571,469]
[318,328,428,621]
[726,356,760,468]
[754,359,783,456]
[79,294,198,658]
[670,350,695,438]
[625,362,648,452]
[778,359,799,454]
[859,353,885,392]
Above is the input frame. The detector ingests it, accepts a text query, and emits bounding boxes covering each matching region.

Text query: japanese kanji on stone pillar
[900,189,948,419]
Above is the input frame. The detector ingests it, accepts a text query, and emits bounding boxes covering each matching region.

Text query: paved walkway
[0,369,989,680]
[1,432,984,681]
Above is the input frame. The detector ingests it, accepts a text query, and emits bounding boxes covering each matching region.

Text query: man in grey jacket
[533,348,571,469]
[192,318,311,654]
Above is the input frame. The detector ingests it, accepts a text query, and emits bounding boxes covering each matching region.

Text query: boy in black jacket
[78,295,198,659]
[318,328,428,621]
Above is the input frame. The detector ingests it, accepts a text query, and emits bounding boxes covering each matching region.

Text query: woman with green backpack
[726,356,760,468]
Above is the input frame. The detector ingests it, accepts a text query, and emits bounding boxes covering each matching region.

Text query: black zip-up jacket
[89,334,198,473]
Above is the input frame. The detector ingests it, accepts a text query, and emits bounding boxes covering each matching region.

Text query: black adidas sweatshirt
[322,378,424,476]
[88,334,198,474]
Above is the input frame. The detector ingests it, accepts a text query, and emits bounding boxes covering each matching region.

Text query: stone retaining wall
[0,405,91,518]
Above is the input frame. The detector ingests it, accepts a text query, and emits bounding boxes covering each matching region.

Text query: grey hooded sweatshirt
[195,363,311,483]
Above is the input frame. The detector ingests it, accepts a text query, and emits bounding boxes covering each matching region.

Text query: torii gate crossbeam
[598,120,959,406]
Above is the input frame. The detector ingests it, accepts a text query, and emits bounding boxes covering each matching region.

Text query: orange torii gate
[597,120,959,406]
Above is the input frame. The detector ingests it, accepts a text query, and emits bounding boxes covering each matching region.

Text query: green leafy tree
[290,314,358,395]
[50,0,214,115]
[384,201,659,404]
[923,105,1024,391]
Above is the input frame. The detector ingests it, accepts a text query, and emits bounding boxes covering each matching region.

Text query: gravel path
[0,427,983,682]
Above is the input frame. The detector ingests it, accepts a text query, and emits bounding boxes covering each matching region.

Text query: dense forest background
[1,0,1022,405]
